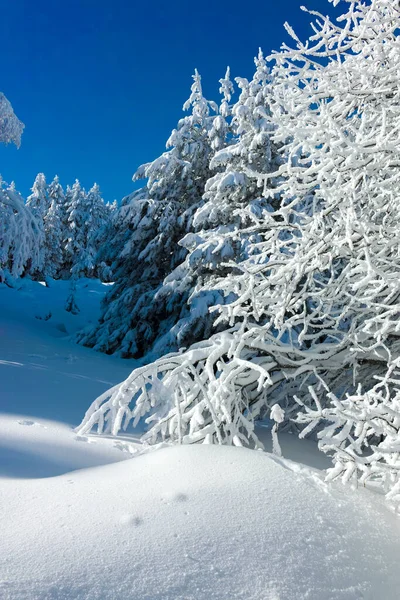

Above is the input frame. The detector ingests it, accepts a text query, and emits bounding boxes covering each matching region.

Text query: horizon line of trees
[0,172,116,286]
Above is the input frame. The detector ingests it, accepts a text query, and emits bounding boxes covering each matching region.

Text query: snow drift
[1,439,399,600]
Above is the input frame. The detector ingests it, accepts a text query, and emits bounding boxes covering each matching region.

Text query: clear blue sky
[0,0,334,203]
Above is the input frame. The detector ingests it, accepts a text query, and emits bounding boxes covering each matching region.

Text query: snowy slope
[0,279,134,424]
[1,442,400,600]
[1,280,400,599]
[0,414,133,479]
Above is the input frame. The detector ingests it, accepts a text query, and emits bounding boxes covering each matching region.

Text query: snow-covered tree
[78,70,220,357]
[295,361,400,511]
[64,179,90,278]
[78,0,400,510]
[64,180,81,273]
[207,67,235,153]
[86,183,111,278]
[95,199,118,283]
[27,173,49,217]
[0,92,24,148]
[65,278,80,314]
[62,179,111,280]
[0,180,42,282]
[0,93,35,282]
[43,176,65,279]
[153,52,282,355]
[26,173,50,277]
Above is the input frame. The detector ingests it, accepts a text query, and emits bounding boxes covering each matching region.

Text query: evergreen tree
[43,175,66,279]
[0,93,34,283]
[0,180,42,282]
[62,180,111,279]
[59,184,72,274]
[0,92,24,148]
[86,183,110,278]
[152,53,281,354]
[78,70,219,357]
[27,173,49,217]
[64,179,89,278]
[26,173,49,277]
[65,279,80,314]
[91,192,117,282]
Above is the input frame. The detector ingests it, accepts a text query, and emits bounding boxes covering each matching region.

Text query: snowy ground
[1,280,400,599]
[0,279,134,424]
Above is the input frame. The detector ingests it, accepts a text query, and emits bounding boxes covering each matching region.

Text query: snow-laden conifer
[64,179,86,276]
[64,180,110,279]
[0,94,37,282]
[26,173,50,277]
[27,173,49,217]
[43,176,66,279]
[0,180,42,282]
[86,183,111,278]
[0,92,24,148]
[78,70,219,357]
[153,52,281,355]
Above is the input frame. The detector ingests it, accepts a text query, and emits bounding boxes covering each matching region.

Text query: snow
[270,403,284,423]
[0,414,131,479]
[0,279,133,424]
[1,279,400,599]
[1,440,400,600]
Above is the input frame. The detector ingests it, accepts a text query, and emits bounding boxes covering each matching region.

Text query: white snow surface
[2,439,400,600]
[0,278,134,424]
[1,280,400,599]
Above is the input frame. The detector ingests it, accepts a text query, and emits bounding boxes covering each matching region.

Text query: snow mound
[1,444,399,599]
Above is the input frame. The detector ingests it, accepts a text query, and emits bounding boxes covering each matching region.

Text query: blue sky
[0,0,334,203]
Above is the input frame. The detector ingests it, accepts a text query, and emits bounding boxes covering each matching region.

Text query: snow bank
[1,442,399,599]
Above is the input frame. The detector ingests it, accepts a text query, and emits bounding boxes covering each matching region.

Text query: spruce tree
[0,92,24,147]
[0,92,36,283]
[86,183,110,278]
[152,53,282,354]
[43,176,66,279]
[26,173,49,277]
[64,179,90,278]
[0,180,42,282]
[78,70,219,357]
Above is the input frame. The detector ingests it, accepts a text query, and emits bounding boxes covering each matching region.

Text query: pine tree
[43,175,66,279]
[61,180,111,279]
[27,173,49,216]
[65,279,80,314]
[26,173,49,277]
[78,70,219,357]
[64,179,89,278]
[0,180,42,282]
[77,58,284,443]
[91,195,117,282]
[86,183,110,278]
[0,92,24,148]
[59,184,73,277]
[153,53,281,354]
